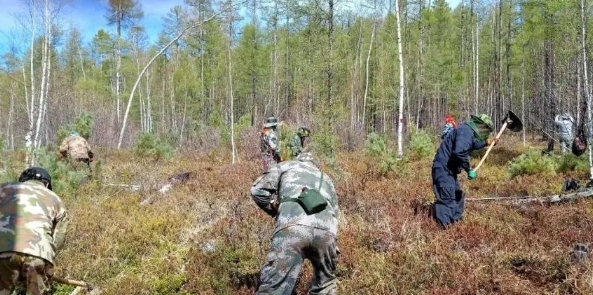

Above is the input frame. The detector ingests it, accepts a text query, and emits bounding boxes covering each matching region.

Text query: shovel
[51,276,101,294]
[474,110,523,172]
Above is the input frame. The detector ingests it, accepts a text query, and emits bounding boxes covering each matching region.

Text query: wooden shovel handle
[473,122,508,172]
[51,276,89,288]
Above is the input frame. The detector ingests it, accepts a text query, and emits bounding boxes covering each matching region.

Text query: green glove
[468,170,477,180]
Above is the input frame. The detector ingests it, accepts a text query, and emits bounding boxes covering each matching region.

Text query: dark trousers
[432,166,465,226]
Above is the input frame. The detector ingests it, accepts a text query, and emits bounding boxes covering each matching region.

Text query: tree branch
[117,2,244,148]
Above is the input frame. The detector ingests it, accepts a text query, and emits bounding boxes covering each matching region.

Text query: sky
[0,0,461,56]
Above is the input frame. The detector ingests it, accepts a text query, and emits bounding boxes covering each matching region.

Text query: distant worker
[0,167,68,294]
[260,117,281,171]
[290,127,311,158]
[441,114,457,139]
[555,113,574,154]
[432,114,497,228]
[251,152,339,294]
[59,131,93,169]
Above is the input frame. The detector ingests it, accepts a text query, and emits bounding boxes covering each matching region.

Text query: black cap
[19,167,52,190]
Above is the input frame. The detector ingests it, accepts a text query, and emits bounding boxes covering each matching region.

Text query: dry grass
[37,137,593,294]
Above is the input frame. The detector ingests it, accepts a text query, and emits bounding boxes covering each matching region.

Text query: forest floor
[8,135,593,295]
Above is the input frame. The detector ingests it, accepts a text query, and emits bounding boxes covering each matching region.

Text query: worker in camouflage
[555,113,574,154]
[261,117,281,171]
[59,131,93,170]
[0,167,68,295]
[251,152,339,295]
[290,127,311,158]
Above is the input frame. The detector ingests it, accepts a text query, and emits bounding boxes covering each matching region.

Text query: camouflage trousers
[559,134,572,154]
[0,253,52,295]
[256,225,338,295]
[70,158,91,171]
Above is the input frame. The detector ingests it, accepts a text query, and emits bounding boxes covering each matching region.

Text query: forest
[0,0,590,157]
[3,0,593,294]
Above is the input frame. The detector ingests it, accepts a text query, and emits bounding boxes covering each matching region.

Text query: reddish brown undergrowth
[48,141,593,294]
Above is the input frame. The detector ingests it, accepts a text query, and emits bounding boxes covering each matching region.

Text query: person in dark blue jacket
[432,114,496,227]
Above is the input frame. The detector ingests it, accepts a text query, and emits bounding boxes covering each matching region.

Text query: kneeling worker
[0,167,68,294]
[59,131,93,169]
[432,114,496,227]
[251,152,339,294]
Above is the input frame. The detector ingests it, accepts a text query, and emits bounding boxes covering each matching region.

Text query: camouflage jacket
[0,180,68,264]
[251,153,339,235]
[261,128,280,159]
[289,134,303,158]
[59,135,92,160]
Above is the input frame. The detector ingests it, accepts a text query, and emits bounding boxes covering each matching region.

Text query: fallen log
[466,188,593,205]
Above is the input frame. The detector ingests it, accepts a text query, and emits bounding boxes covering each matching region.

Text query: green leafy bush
[310,125,337,160]
[56,113,93,143]
[409,129,435,159]
[507,149,558,178]
[557,153,589,174]
[35,148,88,198]
[364,133,406,175]
[134,133,173,161]
[365,132,388,157]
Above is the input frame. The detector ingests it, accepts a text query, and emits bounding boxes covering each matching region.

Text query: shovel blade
[506,110,523,132]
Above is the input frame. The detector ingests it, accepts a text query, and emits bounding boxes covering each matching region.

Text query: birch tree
[581,0,593,179]
[106,0,144,125]
[395,0,405,158]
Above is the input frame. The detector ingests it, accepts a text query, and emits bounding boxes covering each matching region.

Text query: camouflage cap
[296,152,319,166]
[297,127,311,138]
[469,114,494,141]
[264,117,280,128]
[19,167,52,190]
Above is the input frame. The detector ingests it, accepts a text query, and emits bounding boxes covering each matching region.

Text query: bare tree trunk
[521,54,526,146]
[227,0,238,163]
[272,0,279,115]
[25,0,36,165]
[362,20,376,132]
[581,0,593,179]
[578,55,582,127]
[395,0,406,158]
[115,7,122,124]
[350,22,362,130]
[417,0,424,129]
[33,0,51,155]
[78,42,86,81]
[117,6,235,148]
[475,3,479,113]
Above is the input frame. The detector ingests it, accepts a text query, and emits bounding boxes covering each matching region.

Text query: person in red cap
[441,114,457,139]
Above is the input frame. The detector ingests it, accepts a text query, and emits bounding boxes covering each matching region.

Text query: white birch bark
[581,0,593,179]
[117,5,237,148]
[362,20,376,132]
[395,0,406,158]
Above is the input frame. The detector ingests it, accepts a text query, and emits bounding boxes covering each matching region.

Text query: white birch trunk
[228,1,237,164]
[362,20,376,132]
[117,6,235,148]
[395,0,406,158]
[581,0,593,179]
[33,0,50,153]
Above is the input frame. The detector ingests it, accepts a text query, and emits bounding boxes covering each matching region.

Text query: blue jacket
[433,123,487,176]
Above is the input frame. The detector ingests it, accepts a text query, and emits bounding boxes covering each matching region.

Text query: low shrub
[33,148,88,198]
[409,129,435,159]
[507,149,558,178]
[364,133,406,175]
[557,153,589,174]
[134,133,173,161]
[56,113,93,143]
